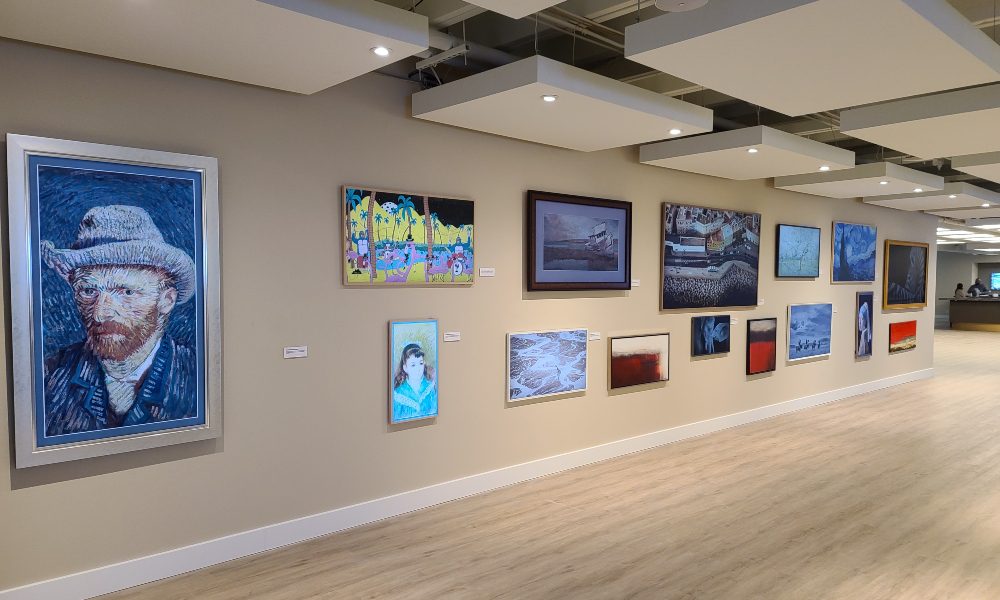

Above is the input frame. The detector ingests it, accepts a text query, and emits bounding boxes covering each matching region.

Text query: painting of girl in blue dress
[389,319,439,424]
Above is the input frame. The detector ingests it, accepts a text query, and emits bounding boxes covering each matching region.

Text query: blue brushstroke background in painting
[38,165,198,353]
[832,222,876,282]
[31,156,204,446]
[508,330,587,400]
[788,303,833,360]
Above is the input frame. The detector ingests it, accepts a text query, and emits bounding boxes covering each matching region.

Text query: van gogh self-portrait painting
[8,135,221,467]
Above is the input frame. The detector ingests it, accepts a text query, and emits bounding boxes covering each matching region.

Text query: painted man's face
[70,266,177,361]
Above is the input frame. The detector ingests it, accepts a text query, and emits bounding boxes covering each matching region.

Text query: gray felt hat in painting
[41,205,197,304]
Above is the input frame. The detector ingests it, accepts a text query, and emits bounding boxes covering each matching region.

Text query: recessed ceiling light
[913,188,923,193]
[371,46,391,57]
[747,147,758,154]
[669,128,682,135]
[819,165,831,171]
[879,180,889,185]
[948,194,958,199]
[983,203,992,208]
[541,94,558,103]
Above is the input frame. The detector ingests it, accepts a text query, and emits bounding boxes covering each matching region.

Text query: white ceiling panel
[639,126,854,180]
[624,0,1000,116]
[929,207,1000,219]
[463,0,565,19]
[952,151,1000,184]
[0,0,428,94]
[412,55,713,152]
[863,182,1000,211]
[774,162,944,199]
[841,84,1000,160]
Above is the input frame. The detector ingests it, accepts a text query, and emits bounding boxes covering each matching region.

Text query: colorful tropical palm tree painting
[343,186,475,285]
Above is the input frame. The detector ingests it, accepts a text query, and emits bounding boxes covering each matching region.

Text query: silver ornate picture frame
[7,134,222,467]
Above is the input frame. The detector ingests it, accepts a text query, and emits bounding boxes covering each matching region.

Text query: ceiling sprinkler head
[654,0,710,11]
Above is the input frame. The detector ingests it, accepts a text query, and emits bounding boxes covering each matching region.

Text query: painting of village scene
[662,203,760,309]
[528,191,631,291]
[343,186,474,285]
[788,303,833,362]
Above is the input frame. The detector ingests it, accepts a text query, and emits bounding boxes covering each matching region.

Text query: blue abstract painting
[832,222,877,282]
[691,315,730,356]
[507,329,587,401]
[30,155,205,448]
[776,224,820,278]
[788,303,833,361]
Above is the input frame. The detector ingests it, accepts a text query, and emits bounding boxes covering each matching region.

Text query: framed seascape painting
[775,224,820,278]
[527,190,631,291]
[691,315,730,357]
[889,320,917,354]
[6,134,222,468]
[787,303,833,362]
[609,333,670,390]
[832,221,877,283]
[883,240,929,309]
[856,291,874,358]
[343,186,474,286]
[746,318,777,375]
[663,203,760,309]
[507,329,588,402]
[388,319,439,424]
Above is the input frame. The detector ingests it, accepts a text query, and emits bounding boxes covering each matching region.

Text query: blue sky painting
[788,303,833,361]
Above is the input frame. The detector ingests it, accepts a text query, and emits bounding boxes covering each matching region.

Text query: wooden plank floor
[105,330,1000,599]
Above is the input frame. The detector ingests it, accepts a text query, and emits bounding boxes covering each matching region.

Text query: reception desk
[950,298,1000,332]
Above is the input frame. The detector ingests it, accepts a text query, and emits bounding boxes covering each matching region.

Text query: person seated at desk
[968,278,989,296]
[955,283,966,298]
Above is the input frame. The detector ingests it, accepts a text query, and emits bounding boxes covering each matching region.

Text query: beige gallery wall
[0,38,937,590]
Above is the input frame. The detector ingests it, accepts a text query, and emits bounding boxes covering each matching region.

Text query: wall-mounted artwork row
[507,329,588,402]
[691,315,730,357]
[389,319,439,424]
[747,318,777,375]
[775,224,820,278]
[527,190,631,291]
[832,221,876,283]
[609,333,670,390]
[6,134,223,468]
[788,303,833,362]
[883,240,928,310]
[856,292,874,358]
[662,203,760,309]
[889,320,917,354]
[343,186,474,285]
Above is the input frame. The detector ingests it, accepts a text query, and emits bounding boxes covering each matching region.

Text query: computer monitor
[992,272,1000,291]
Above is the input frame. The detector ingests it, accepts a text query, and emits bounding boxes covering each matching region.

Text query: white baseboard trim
[1,367,934,600]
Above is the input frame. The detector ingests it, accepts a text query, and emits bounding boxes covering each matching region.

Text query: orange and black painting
[610,334,670,390]
[889,320,917,354]
[747,318,777,375]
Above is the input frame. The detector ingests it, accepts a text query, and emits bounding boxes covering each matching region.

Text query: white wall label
[479,267,496,277]
[588,332,601,341]
[443,332,461,342]
[758,299,765,305]
[631,279,640,287]
[283,346,308,359]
